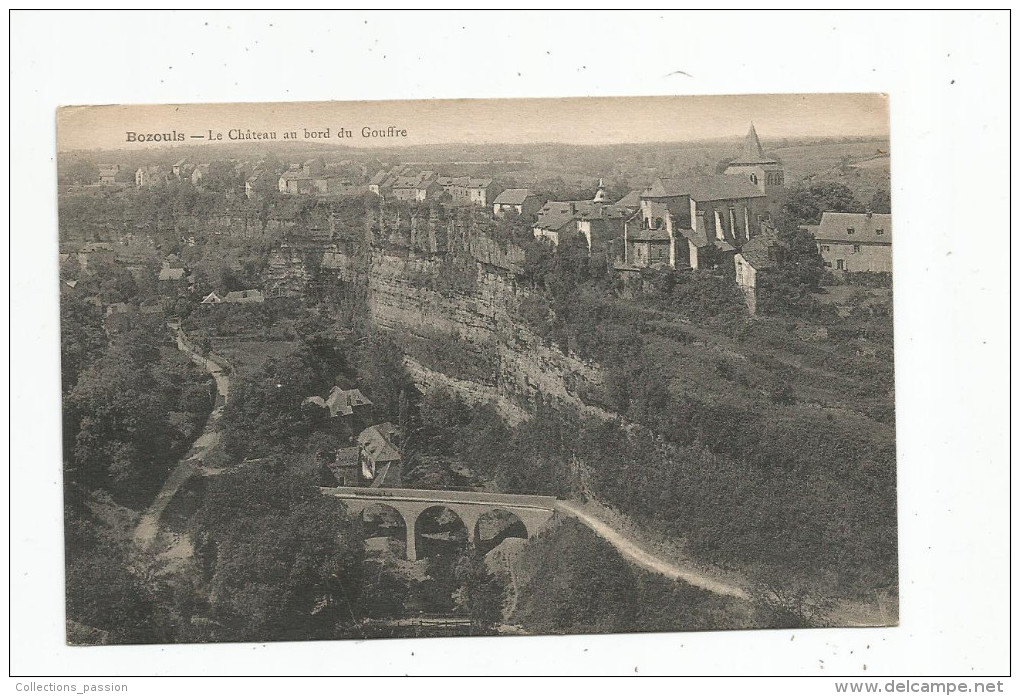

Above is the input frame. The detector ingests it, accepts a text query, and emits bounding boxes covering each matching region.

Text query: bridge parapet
[320,486,558,561]
[320,486,558,510]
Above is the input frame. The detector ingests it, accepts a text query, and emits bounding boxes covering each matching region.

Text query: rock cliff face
[348,249,603,422]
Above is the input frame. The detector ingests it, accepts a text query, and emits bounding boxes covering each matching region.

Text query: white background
[6,9,1012,682]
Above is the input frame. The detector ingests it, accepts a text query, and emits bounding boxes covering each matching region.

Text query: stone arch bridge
[320,486,558,561]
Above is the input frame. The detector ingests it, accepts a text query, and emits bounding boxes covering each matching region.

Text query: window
[836,259,845,270]
[821,245,831,252]
[847,227,855,235]
[750,173,758,185]
[853,244,861,253]
[876,228,884,235]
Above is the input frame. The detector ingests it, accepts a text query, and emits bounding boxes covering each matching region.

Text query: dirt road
[554,500,750,600]
[132,328,230,548]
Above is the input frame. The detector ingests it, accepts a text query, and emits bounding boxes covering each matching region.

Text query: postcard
[56,94,895,645]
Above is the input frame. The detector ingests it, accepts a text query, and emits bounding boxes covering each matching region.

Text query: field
[773,138,891,202]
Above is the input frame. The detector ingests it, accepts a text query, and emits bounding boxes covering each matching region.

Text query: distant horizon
[57,94,890,154]
[57,133,891,157]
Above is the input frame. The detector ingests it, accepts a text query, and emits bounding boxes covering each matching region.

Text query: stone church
[724,123,785,197]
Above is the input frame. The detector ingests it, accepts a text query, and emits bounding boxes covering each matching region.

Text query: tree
[63,157,99,186]
[196,460,366,641]
[454,549,506,630]
[755,227,829,317]
[219,347,325,462]
[202,161,240,192]
[869,188,892,214]
[772,181,866,229]
[60,292,107,392]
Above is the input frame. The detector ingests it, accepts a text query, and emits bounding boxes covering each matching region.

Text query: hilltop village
[66,124,892,326]
[59,125,896,643]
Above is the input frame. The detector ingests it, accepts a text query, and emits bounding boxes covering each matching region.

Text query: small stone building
[492,188,543,220]
[807,211,892,274]
[734,228,784,314]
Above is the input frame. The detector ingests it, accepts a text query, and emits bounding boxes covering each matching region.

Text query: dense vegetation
[60,265,217,642]
[514,519,759,633]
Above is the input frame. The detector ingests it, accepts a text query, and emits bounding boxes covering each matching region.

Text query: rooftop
[738,229,782,269]
[358,423,401,463]
[644,175,767,202]
[223,289,264,303]
[157,267,186,281]
[813,212,892,243]
[615,190,644,208]
[730,123,778,166]
[493,188,534,205]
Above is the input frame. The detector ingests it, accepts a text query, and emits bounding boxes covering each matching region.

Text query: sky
[57,93,889,153]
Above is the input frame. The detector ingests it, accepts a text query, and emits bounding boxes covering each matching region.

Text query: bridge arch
[414,504,471,561]
[359,502,411,559]
[473,508,529,554]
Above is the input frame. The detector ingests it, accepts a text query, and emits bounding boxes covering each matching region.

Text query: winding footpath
[554,500,750,600]
[132,327,230,549]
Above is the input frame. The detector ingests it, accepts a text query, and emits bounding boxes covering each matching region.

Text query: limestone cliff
[346,248,603,422]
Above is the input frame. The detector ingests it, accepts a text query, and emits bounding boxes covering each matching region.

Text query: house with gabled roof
[190,164,210,186]
[391,171,441,202]
[172,158,191,179]
[357,423,402,488]
[533,196,628,252]
[806,211,892,273]
[493,188,543,219]
[615,189,644,212]
[98,165,121,185]
[734,226,785,314]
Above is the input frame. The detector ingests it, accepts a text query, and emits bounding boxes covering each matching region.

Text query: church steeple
[735,123,776,165]
[724,123,784,195]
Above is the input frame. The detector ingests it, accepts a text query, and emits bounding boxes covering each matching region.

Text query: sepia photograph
[56,94,898,646]
[8,6,1013,685]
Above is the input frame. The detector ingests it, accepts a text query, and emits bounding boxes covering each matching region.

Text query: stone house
[357,423,402,488]
[734,228,784,314]
[190,164,210,186]
[172,158,191,179]
[492,188,543,220]
[806,211,892,273]
[98,165,120,185]
[533,199,628,252]
[623,222,671,268]
[439,177,499,207]
[392,172,441,202]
